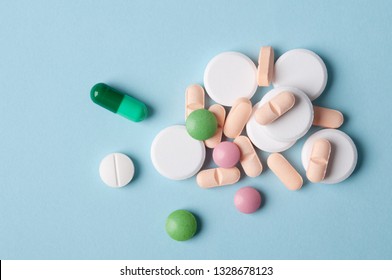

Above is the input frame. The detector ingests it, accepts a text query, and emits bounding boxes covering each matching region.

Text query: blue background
[1,0,391,260]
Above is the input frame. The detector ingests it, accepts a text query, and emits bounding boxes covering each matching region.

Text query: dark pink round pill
[212,141,241,168]
[234,187,262,214]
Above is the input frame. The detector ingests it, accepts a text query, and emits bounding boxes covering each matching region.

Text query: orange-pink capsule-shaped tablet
[185,84,205,119]
[306,139,331,183]
[196,167,240,188]
[205,104,226,148]
[313,106,344,128]
[255,91,295,125]
[224,98,252,138]
[267,153,303,191]
[257,46,274,86]
[234,136,263,177]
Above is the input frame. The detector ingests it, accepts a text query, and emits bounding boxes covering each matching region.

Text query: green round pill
[165,210,197,241]
[186,109,217,140]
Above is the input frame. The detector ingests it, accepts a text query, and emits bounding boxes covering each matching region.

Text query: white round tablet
[260,87,313,142]
[204,52,258,106]
[246,102,296,153]
[273,49,327,100]
[99,153,135,188]
[301,129,357,184]
[151,125,206,180]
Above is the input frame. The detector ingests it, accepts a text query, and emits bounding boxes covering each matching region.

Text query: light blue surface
[1,0,391,260]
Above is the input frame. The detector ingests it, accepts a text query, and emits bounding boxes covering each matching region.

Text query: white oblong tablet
[260,87,313,142]
[246,102,296,153]
[273,49,327,100]
[204,52,258,106]
[301,129,357,184]
[99,153,135,188]
[151,125,206,180]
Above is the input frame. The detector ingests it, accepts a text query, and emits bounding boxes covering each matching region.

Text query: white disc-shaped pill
[99,153,135,188]
[260,87,313,142]
[204,52,258,106]
[246,102,296,153]
[273,49,328,100]
[301,129,357,184]
[151,125,206,180]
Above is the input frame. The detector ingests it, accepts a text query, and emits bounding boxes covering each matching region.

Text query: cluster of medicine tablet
[151,47,357,189]
[91,47,358,241]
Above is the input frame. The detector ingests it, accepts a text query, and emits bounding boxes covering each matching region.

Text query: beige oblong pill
[185,84,205,119]
[306,139,331,183]
[196,167,240,188]
[255,91,295,125]
[234,135,263,177]
[223,98,252,138]
[205,104,226,148]
[257,46,274,86]
[267,153,303,191]
[313,106,344,128]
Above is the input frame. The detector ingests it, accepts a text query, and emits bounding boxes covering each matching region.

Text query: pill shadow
[145,104,155,119]
[201,146,214,170]
[188,211,202,238]
[348,134,365,176]
[340,113,349,128]
[124,153,141,184]
[256,188,266,210]
[311,52,335,104]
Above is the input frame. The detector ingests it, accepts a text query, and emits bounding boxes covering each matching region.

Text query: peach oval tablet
[255,91,295,125]
[302,129,357,184]
[267,153,303,191]
[306,139,331,183]
[185,84,205,119]
[205,104,226,148]
[197,167,240,188]
[257,46,274,86]
[234,136,263,177]
[313,106,344,128]
[224,98,252,138]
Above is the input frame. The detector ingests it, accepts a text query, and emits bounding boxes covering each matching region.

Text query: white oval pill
[259,87,313,142]
[204,52,258,106]
[301,129,358,184]
[151,125,205,180]
[273,49,328,100]
[99,153,135,188]
[246,102,296,153]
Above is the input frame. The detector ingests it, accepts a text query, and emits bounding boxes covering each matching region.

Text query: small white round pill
[204,52,258,106]
[301,129,357,184]
[99,153,135,188]
[273,49,328,100]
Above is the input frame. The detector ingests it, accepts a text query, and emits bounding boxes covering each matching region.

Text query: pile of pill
[91,46,357,242]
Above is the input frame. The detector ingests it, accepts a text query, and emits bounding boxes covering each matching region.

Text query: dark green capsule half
[90,83,148,122]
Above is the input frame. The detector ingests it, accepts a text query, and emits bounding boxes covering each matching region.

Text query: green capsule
[90,83,148,122]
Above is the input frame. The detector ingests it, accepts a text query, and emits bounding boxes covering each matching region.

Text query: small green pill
[186,109,217,140]
[166,210,197,241]
[90,83,148,122]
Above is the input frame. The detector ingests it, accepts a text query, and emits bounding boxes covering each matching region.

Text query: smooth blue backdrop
[1,0,391,259]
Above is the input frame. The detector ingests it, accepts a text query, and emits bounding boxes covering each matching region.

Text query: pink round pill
[212,141,241,168]
[234,187,262,214]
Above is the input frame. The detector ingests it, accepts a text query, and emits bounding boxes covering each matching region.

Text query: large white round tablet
[260,87,313,142]
[301,129,357,184]
[151,125,206,180]
[246,102,296,153]
[204,52,258,106]
[273,49,327,100]
[99,153,135,188]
